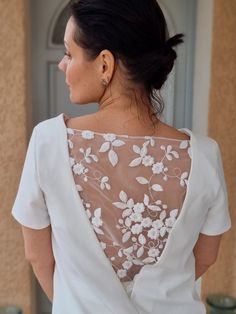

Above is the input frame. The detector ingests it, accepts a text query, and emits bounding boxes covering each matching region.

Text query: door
[30,1,196,313]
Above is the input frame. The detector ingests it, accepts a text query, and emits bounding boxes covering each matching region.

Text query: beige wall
[0,0,235,312]
[0,0,34,313]
[202,0,236,301]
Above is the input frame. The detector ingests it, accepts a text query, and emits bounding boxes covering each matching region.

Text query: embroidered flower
[147,228,159,240]
[131,223,143,235]
[67,128,74,135]
[117,269,127,278]
[141,217,152,228]
[100,242,107,250]
[148,248,160,258]
[133,202,145,213]
[69,157,75,166]
[91,208,103,228]
[81,130,95,139]
[130,212,143,222]
[68,139,74,149]
[152,219,163,230]
[103,133,116,142]
[142,155,154,167]
[92,216,103,228]
[73,163,85,175]
[122,260,133,270]
[100,176,111,190]
[165,217,176,227]
[152,162,164,174]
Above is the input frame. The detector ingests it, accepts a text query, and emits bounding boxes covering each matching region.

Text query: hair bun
[164,33,184,51]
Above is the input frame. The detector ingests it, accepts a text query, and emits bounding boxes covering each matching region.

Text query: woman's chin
[69,93,82,105]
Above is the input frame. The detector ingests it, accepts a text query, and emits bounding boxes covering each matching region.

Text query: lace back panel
[66,128,192,282]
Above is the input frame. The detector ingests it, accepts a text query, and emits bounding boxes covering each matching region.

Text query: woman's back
[65,113,192,282]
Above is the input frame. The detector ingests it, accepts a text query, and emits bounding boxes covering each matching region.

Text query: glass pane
[52,4,71,45]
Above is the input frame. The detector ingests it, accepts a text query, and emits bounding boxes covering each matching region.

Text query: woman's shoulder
[65,114,191,141]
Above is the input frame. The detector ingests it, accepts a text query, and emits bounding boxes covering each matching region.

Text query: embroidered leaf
[94,208,101,218]
[136,177,149,184]
[125,217,132,227]
[101,176,108,183]
[112,139,125,147]
[143,194,149,206]
[171,150,179,158]
[68,139,73,149]
[112,202,127,209]
[85,147,92,156]
[105,183,111,190]
[150,138,155,147]
[166,154,173,161]
[188,147,192,159]
[108,149,118,167]
[142,257,155,264]
[170,209,178,218]
[160,210,166,220]
[90,154,98,162]
[166,145,172,154]
[67,128,74,135]
[160,226,167,237]
[133,145,141,154]
[118,249,123,257]
[132,259,144,266]
[119,190,128,203]
[93,226,104,235]
[76,184,83,192]
[86,209,91,219]
[179,140,188,149]
[137,246,144,258]
[122,231,131,243]
[122,208,132,218]
[85,157,92,163]
[123,246,133,254]
[148,205,162,212]
[129,157,142,167]
[151,184,163,192]
[127,198,134,208]
[140,145,148,157]
[138,234,146,245]
[99,142,110,153]
[181,172,188,179]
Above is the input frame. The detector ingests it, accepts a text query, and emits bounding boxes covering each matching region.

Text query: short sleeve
[200,141,231,235]
[11,126,50,229]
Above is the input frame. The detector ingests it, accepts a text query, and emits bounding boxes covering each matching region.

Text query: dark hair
[69,0,184,127]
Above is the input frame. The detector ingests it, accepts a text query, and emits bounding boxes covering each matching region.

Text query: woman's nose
[58,58,66,72]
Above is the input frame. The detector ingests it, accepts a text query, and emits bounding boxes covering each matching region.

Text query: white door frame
[192,0,213,136]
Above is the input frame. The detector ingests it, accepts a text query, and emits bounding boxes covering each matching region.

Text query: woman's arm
[22,225,55,301]
[193,233,222,280]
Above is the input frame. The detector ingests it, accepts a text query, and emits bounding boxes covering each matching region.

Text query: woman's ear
[99,49,115,83]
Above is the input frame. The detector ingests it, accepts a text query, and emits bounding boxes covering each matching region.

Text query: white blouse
[11,113,231,314]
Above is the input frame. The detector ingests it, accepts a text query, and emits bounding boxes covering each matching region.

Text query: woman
[12,1,231,313]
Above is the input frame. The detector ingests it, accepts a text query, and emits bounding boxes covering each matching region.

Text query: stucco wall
[0,0,33,313]
[202,0,236,300]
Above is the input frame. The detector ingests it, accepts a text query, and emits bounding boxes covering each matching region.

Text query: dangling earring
[101,77,110,87]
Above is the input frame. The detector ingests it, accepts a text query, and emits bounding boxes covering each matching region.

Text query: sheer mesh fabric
[66,127,192,282]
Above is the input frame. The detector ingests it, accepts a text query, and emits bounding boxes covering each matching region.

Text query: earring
[101,77,110,86]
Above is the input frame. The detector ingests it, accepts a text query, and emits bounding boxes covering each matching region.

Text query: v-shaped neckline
[58,112,196,301]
